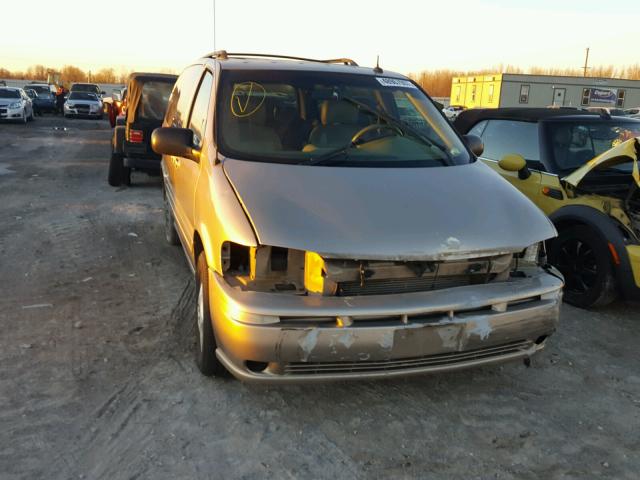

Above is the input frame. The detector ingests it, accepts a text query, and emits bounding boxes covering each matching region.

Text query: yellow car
[456,108,640,308]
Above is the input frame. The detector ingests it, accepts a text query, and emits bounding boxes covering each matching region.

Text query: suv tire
[194,251,226,376]
[548,225,617,308]
[108,152,125,186]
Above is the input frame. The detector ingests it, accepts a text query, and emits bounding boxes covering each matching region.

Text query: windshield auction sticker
[375,78,417,89]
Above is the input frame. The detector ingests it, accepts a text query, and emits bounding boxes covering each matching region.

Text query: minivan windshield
[217,70,470,167]
[545,120,640,173]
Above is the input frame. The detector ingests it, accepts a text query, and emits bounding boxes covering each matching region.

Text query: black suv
[108,73,177,186]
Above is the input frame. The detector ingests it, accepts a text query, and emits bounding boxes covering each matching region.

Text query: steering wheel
[350,124,403,146]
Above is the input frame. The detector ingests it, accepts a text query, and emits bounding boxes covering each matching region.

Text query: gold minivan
[152,51,563,383]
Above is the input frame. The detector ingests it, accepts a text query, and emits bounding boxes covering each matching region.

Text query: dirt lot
[0,116,639,480]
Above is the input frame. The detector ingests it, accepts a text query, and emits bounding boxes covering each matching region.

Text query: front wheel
[548,225,617,308]
[194,251,226,376]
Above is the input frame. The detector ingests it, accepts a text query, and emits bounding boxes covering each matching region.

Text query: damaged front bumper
[209,268,563,383]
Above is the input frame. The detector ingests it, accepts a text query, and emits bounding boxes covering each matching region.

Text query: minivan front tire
[194,251,226,376]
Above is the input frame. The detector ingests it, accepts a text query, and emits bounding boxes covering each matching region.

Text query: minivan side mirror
[152,127,199,162]
[498,153,531,179]
[463,134,484,156]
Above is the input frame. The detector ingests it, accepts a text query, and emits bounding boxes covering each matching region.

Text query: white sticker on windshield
[375,77,417,89]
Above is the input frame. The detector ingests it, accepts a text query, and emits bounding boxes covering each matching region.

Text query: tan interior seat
[223,102,282,152]
[308,100,362,148]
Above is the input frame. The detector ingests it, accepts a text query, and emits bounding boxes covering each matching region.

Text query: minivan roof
[200,52,406,78]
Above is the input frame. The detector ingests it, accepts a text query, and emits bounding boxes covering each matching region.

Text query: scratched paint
[298,329,319,362]
[437,325,461,349]
[378,331,394,350]
[337,331,356,349]
[467,316,493,340]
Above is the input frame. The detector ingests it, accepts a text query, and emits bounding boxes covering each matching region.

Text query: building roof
[454,107,614,133]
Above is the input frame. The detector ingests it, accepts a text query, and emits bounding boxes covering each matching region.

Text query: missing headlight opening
[224,248,519,296]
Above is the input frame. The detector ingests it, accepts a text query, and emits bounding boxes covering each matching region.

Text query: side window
[468,120,487,138]
[164,65,203,128]
[188,71,214,148]
[481,120,540,164]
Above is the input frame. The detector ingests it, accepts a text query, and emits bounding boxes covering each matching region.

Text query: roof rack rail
[203,50,358,66]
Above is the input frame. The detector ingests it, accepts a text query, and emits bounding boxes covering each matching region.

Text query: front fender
[195,160,258,274]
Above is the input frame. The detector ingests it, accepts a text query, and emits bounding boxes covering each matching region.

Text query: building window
[519,85,530,104]
[488,84,495,103]
[455,86,461,103]
[617,90,626,108]
[471,85,477,102]
[581,88,591,106]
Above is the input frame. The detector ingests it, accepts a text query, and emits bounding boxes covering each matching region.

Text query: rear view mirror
[499,154,531,179]
[463,134,484,156]
[152,127,199,162]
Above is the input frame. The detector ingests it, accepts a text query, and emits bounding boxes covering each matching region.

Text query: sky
[2,0,640,75]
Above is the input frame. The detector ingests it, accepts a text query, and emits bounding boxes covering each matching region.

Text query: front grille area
[337,274,495,296]
[0,108,7,118]
[283,340,533,375]
[74,104,90,113]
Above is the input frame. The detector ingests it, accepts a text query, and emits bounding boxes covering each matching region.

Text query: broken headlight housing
[221,242,306,294]
[512,242,545,274]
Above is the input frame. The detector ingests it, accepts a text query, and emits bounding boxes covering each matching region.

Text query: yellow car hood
[563,137,640,188]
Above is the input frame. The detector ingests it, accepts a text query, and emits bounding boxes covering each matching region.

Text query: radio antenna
[373,55,383,74]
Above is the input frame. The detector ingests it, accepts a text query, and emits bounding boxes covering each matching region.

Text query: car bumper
[64,108,102,117]
[0,106,25,120]
[209,268,563,383]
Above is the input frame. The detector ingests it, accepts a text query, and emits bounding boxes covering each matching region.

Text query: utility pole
[213,0,216,51]
[582,47,590,77]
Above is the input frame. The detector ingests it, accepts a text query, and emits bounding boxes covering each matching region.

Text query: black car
[24,84,56,113]
[108,73,177,186]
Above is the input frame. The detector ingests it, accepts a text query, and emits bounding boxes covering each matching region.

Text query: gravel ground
[1,116,639,480]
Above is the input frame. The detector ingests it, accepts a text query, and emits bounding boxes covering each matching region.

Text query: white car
[64,92,103,119]
[0,87,34,123]
[443,105,466,120]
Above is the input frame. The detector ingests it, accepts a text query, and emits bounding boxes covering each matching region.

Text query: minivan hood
[563,137,640,188]
[223,159,556,260]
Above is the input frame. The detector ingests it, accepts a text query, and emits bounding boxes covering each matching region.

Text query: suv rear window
[217,70,470,167]
[138,81,174,121]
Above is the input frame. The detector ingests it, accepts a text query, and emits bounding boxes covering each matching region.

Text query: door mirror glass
[463,134,484,156]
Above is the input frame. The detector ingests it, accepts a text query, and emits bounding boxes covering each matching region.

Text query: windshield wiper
[340,96,452,162]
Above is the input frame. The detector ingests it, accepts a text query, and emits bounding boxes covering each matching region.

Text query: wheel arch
[550,205,636,298]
